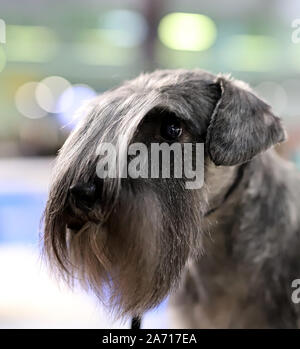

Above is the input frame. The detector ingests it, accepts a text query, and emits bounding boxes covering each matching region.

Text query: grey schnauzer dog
[43,69,300,328]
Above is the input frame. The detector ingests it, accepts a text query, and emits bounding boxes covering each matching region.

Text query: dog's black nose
[69,182,97,209]
[67,182,101,231]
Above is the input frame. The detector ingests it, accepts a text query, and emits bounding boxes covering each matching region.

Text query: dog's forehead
[127,69,216,90]
[116,69,219,122]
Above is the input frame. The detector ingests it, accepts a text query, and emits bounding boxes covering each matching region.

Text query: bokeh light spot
[57,84,97,129]
[281,79,300,118]
[36,76,72,114]
[158,13,217,51]
[6,25,58,62]
[15,82,47,119]
[255,82,287,115]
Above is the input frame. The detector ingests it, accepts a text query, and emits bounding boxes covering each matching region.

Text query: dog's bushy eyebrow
[139,79,222,137]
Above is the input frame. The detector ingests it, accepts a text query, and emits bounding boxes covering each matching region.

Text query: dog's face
[43,69,285,316]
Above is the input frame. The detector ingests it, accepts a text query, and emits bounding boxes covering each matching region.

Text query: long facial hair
[43,70,217,316]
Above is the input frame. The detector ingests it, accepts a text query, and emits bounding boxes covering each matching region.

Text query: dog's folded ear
[206,76,287,166]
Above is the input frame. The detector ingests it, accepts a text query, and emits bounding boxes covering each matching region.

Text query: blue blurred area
[0,191,45,244]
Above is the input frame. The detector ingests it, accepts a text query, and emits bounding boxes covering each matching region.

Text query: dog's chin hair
[43,183,205,317]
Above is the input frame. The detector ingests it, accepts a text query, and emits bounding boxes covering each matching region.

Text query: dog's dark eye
[160,117,182,141]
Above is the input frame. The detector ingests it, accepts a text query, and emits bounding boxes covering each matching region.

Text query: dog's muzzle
[66,181,102,231]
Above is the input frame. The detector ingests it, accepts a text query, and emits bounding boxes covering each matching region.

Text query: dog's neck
[204,161,246,220]
[204,163,246,217]
[201,159,251,250]
[175,160,266,328]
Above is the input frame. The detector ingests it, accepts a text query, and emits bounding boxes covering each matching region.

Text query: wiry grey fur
[43,69,300,328]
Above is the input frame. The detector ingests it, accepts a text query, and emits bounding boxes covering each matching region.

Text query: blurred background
[0,0,299,328]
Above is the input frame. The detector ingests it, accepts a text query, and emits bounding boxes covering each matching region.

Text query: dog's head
[43,69,285,316]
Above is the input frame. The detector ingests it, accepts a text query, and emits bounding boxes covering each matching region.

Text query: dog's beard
[44,175,205,317]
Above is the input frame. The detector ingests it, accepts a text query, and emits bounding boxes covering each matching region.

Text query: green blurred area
[0,0,299,158]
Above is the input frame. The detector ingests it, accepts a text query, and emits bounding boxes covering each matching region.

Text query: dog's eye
[160,117,182,141]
